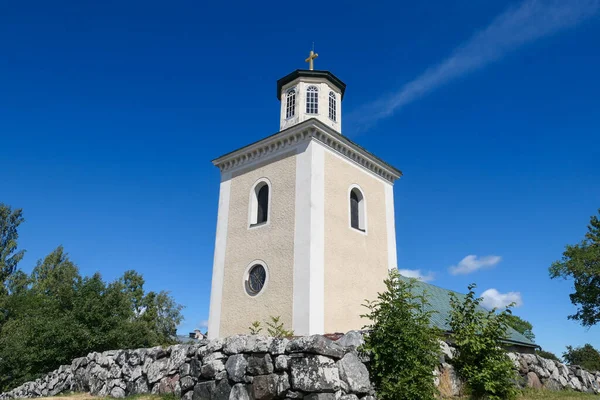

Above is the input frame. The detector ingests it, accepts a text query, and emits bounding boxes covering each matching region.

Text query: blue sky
[1,0,599,356]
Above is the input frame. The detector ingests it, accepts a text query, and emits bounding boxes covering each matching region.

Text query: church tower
[208,52,402,339]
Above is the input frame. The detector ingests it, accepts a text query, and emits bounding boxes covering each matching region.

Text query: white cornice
[212,119,402,183]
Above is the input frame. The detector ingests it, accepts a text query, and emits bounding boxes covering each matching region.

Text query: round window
[246,264,267,296]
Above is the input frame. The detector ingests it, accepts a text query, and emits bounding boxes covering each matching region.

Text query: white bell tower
[277,51,346,134]
[208,52,401,339]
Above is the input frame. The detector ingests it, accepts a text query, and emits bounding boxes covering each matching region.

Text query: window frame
[242,260,269,298]
[285,88,296,119]
[248,178,272,229]
[306,85,319,114]
[348,185,367,234]
[328,91,337,122]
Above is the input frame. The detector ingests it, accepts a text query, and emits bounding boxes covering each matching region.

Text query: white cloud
[449,255,501,275]
[398,269,435,282]
[348,0,600,130]
[481,288,523,310]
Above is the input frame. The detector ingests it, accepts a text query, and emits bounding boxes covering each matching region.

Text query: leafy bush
[249,320,263,335]
[563,344,600,372]
[0,247,183,391]
[536,349,560,362]
[248,316,293,337]
[448,284,518,400]
[361,269,441,400]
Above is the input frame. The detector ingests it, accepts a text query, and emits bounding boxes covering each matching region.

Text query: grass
[45,394,177,400]
[443,389,599,400]
[517,389,599,399]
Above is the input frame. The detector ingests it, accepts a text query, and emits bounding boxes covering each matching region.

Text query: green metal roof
[400,277,537,348]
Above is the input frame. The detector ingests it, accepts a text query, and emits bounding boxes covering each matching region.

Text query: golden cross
[305,50,318,70]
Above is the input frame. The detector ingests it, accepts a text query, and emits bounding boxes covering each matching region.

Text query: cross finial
[305,49,319,71]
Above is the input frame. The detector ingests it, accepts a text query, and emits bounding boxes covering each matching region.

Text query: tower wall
[216,151,297,337]
[322,149,394,334]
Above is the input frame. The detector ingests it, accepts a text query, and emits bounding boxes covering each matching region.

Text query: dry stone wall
[0,333,372,400]
[2,332,600,399]
[437,340,600,396]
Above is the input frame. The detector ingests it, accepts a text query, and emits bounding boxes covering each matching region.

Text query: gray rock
[252,374,279,400]
[230,383,250,400]
[269,338,289,355]
[223,335,249,354]
[130,365,143,381]
[206,338,224,353]
[180,362,191,377]
[180,376,195,392]
[213,379,232,400]
[108,364,121,379]
[128,377,149,395]
[336,331,365,350]
[193,381,216,400]
[247,353,274,375]
[201,359,225,379]
[182,390,194,400]
[147,358,168,384]
[304,394,336,400]
[337,352,370,394]
[247,335,274,353]
[128,349,146,366]
[168,345,189,374]
[274,355,289,371]
[277,372,291,396]
[110,387,126,398]
[570,376,583,391]
[71,357,88,371]
[225,354,248,382]
[339,395,359,400]
[290,355,340,392]
[287,335,346,359]
[544,379,562,391]
[204,351,226,363]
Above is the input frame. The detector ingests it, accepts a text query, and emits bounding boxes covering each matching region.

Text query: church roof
[277,70,347,100]
[400,277,537,348]
[212,118,402,182]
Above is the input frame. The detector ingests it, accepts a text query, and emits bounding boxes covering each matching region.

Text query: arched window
[350,187,366,232]
[306,86,319,114]
[286,89,296,119]
[328,91,337,121]
[249,180,270,227]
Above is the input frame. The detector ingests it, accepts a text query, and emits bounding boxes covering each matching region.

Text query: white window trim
[242,260,270,298]
[286,88,296,120]
[328,91,337,122]
[248,177,272,230]
[348,184,367,235]
[306,85,319,115]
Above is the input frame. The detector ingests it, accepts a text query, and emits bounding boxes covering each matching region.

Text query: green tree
[0,204,25,288]
[563,344,600,372]
[361,270,441,400]
[505,314,535,341]
[0,247,184,390]
[448,284,518,400]
[550,209,600,327]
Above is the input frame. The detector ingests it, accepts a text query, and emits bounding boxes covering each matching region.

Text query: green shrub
[448,284,518,400]
[248,316,293,337]
[361,270,441,400]
[563,344,600,372]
